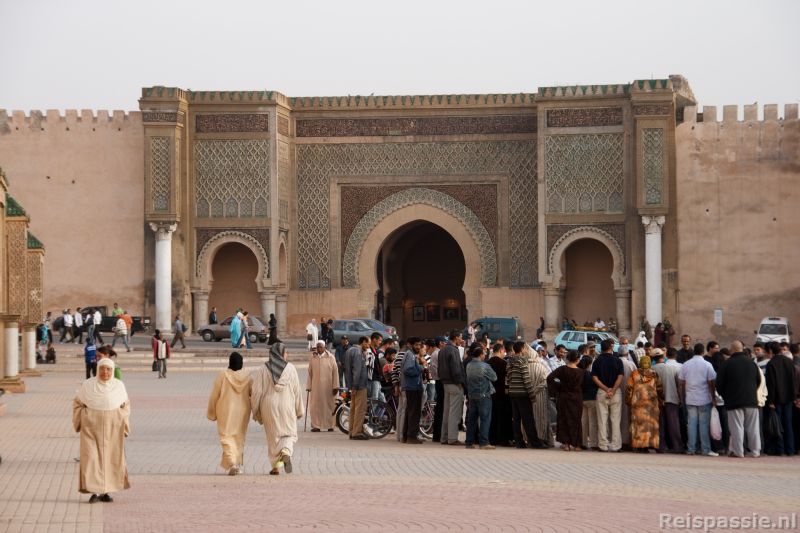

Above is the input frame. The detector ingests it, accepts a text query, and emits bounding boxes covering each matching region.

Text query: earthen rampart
[675,103,800,343]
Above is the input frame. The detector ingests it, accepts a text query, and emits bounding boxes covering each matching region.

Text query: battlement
[0,109,142,133]
[683,103,799,123]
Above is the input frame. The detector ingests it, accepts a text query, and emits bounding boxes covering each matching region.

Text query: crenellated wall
[675,103,800,343]
[0,110,145,316]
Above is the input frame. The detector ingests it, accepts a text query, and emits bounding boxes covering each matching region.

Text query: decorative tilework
[150,136,171,212]
[296,115,536,137]
[27,232,44,249]
[195,113,269,133]
[342,188,497,287]
[546,108,623,128]
[6,194,26,217]
[142,112,181,123]
[296,141,537,289]
[546,223,626,275]
[633,104,670,116]
[278,115,290,136]
[26,250,43,324]
[194,140,270,218]
[545,134,624,214]
[195,229,270,278]
[7,220,27,316]
[642,128,664,205]
[340,184,498,252]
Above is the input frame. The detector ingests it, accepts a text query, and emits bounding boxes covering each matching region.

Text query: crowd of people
[71,315,799,505]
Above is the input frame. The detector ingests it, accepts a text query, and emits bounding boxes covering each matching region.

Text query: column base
[19,369,43,377]
[0,377,26,393]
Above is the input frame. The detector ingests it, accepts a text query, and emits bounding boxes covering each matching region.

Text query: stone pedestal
[615,288,632,339]
[150,222,177,332]
[642,216,665,326]
[275,293,288,337]
[193,291,209,332]
[542,285,564,341]
[260,290,276,325]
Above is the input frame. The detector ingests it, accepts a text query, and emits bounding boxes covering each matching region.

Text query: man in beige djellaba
[307,341,339,432]
[523,343,553,447]
[250,342,305,475]
[72,357,130,503]
[207,352,251,475]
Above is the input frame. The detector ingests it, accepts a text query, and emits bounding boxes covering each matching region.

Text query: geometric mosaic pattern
[7,220,28,317]
[194,140,270,218]
[342,188,497,288]
[150,136,171,212]
[545,134,624,214]
[642,128,664,205]
[296,140,537,289]
[26,250,43,324]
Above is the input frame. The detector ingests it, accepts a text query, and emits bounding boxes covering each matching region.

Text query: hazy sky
[1,0,797,113]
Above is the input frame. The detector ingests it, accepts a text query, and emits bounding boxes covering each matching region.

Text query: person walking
[678,343,718,456]
[207,352,252,475]
[171,315,187,349]
[465,345,497,450]
[591,339,625,452]
[547,350,585,451]
[653,348,683,453]
[209,306,218,325]
[61,309,75,343]
[152,330,170,378]
[716,341,761,457]
[306,341,339,432]
[344,336,370,440]
[306,318,318,352]
[72,358,130,503]
[111,315,131,352]
[250,342,305,475]
[625,355,663,452]
[267,313,278,345]
[400,337,426,444]
[437,330,466,445]
[92,308,105,344]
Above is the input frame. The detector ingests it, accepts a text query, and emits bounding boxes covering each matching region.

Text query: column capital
[149,222,178,241]
[641,215,666,234]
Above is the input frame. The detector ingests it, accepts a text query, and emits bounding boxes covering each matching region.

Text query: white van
[754,317,793,344]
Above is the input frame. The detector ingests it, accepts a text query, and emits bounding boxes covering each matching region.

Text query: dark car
[82,306,151,336]
[330,318,398,346]
[197,315,269,343]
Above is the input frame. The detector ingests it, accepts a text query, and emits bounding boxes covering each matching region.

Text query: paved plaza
[1,354,798,533]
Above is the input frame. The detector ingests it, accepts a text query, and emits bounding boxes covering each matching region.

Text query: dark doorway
[563,238,615,327]
[378,221,466,338]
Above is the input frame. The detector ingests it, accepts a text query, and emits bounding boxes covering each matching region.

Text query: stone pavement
[0,359,798,533]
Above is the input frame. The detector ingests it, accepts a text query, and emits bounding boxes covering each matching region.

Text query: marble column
[4,320,19,378]
[150,222,177,332]
[542,285,565,341]
[615,287,632,339]
[275,293,288,337]
[642,216,665,327]
[260,290,276,323]
[22,325,37,372]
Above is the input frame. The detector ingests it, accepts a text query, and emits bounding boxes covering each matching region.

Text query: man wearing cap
[306,341,339,432]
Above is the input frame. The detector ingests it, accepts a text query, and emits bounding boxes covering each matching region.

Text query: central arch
[356,204,484,322]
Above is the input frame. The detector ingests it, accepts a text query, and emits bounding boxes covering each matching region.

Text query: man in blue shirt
[465,346,498,449]
[678,343,718,456]
[591,339,624,452]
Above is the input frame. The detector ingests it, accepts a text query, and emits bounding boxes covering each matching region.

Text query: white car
[754,317,793,344]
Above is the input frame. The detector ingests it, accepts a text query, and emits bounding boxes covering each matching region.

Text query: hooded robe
[207,366,252,470]
[307,347,339,430]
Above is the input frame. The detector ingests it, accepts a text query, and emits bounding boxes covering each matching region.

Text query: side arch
[343,187,496,288]
[548,226,627,289]
[196,230,270,292]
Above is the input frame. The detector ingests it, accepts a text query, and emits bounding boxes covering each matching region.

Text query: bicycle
[335,395,393,439]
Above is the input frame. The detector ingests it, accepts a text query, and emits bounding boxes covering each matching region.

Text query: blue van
[467,316,524,341]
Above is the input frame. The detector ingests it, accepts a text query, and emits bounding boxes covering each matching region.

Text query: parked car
[352,318,398,340]
[197,315,269,343]
[82,306,151,336]
[554,328,621,353]
[330,318,397,346]
[466,316,524,341]
[754,317,793,344]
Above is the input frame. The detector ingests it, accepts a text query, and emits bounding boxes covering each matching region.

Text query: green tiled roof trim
[6,193,26,217]
[27,232,44,249]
